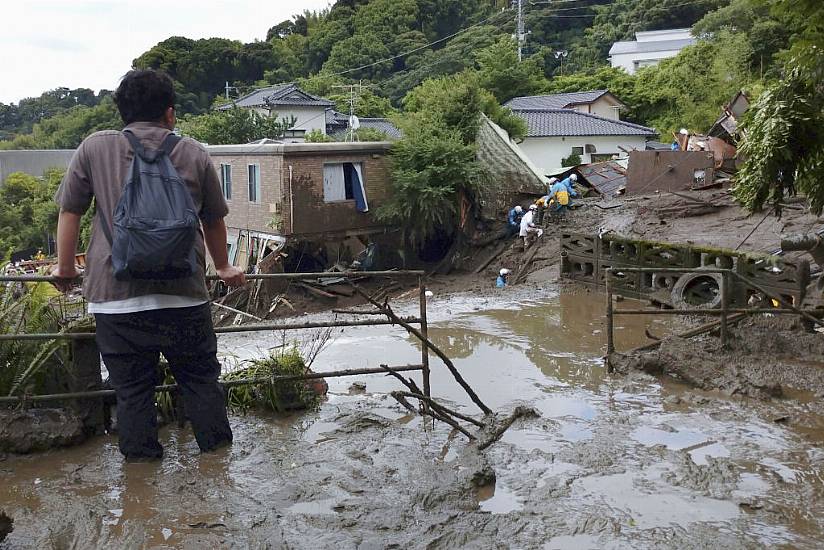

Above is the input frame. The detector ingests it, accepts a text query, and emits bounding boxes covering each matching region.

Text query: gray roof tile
[217,83,334,110]
[329,117,403,140]
[505,90,613,110]
[512,109,657,137]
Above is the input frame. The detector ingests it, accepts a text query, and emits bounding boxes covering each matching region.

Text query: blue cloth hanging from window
[345,162,369,213]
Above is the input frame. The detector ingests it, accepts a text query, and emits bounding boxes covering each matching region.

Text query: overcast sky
[0,0,332,105]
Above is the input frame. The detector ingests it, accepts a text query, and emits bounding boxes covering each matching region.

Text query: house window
[220,163,232,200]
[323,163,362,202]
[591,153,616,162]
[323,162,369,212]
[248,164,261,203]
[571,146,584,156]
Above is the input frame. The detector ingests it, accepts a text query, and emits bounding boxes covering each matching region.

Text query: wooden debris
[294,282,337,299]
[477,406,540,450]
[474,240,510,274]
[351,283,492,415]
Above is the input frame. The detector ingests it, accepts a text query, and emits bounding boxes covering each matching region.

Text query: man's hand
[51,265,81,293]
[216,265,246,288]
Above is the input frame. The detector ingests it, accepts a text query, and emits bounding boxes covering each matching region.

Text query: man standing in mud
[52,69,245,460]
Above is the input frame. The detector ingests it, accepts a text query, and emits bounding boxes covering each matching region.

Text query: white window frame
[220,163,232,201]
[247,163,261,203]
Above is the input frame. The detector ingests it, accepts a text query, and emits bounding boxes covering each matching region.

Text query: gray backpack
[100,129,199,281]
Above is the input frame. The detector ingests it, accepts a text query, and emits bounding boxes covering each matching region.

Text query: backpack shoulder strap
[122,129,146,158]
[159,133,182,157]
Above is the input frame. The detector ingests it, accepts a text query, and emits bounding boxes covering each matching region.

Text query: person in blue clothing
[546,177,558,197]
[507,205,524,236]
[496,268,511,288]
[548,174,579,213]
[559,173,579,196]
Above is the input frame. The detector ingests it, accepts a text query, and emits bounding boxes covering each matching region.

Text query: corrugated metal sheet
[578,160,627,197]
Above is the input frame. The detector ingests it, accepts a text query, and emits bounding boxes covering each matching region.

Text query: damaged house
[207,141,394,271]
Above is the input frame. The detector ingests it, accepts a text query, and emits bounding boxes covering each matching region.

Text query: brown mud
[4,290,824,547]
[465,190,823,291]
[613,315,824,400]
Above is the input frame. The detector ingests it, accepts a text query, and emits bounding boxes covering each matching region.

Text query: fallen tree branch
[391,389,486,429]
[474,240,510,274]
[332,309,385,315]
[351,284,492,415]
[626,313,747,354]
[477,406,540,450]
[390,391,476,440]
[391,392,419,415]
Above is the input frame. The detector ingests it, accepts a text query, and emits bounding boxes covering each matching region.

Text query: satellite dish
[349,115,360,130]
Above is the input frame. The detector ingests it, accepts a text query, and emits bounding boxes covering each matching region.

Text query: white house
[505,91,658,174]
[609,28,696,74]
[217,83,335,139]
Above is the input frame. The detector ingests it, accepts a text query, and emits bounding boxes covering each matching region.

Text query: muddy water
[3,288,824,548]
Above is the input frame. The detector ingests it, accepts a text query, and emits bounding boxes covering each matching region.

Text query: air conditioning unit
[585,144,597,153]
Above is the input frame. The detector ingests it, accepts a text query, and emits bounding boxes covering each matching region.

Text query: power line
[330,9,513,77]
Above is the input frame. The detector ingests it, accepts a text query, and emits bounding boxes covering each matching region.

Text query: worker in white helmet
[519,204,544,249]
[496,268,511,288]
[506,205,524,236]
[549,173,579,215]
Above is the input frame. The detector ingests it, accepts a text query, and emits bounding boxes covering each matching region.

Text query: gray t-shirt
[55,122,228,303]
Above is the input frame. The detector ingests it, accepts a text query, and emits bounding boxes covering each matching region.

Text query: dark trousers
[95,303,232,459]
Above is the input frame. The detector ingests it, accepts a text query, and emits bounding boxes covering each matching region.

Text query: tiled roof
[609,37,696,55]
[476,113,548,198]
[217,83,334,110]
[329,117,403,140]
[359,118,402,139]
[512,109,657,137]
[505,90,615,110]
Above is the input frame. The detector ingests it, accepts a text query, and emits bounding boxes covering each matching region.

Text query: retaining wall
[560,232,810,307]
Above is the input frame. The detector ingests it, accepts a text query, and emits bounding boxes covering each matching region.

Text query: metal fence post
[419,276,431,401]
[606,269,615,373]
[720,270,729,347]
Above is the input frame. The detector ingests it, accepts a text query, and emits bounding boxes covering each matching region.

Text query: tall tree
[733,0,824,213]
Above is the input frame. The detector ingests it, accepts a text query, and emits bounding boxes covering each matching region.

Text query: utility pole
[516,0,525,62]
[225,81,240,101]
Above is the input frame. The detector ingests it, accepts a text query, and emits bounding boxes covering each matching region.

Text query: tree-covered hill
[0,0,806,148]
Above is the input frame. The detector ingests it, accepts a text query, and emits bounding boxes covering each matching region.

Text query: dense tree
[323,33,393,80]
[633,31,757,133]
[379,73,525,247]
[0,171,62,260]
[178,107,297,145]
[475,38,547,103]
[733,0,824,213]
[0,98,121,150]
[328,88,395,118]
[379,25,502,103]
[0,87,111,139]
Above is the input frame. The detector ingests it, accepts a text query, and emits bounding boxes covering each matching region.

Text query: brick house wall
[207,142,393,241]
[281,143,392,238]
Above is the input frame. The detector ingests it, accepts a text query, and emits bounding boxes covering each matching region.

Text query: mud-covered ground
[613,315,824,401]
[464,190,823,294]
[4,289,824,548]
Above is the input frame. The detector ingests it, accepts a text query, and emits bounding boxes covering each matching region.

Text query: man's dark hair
[114,69,176,125]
